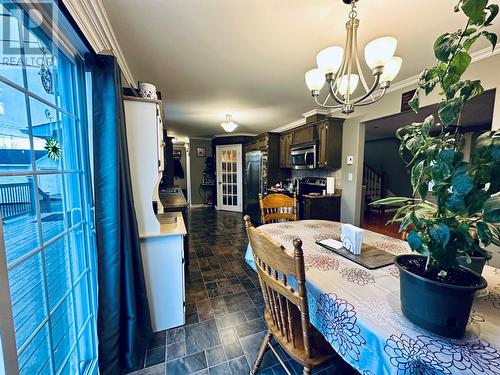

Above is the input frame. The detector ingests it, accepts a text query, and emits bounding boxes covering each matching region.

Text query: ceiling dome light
[220,114,238,133]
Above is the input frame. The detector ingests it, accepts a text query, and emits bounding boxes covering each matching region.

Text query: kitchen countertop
[303,191,342,199]
[159,186,188,211]
[139,211,187,239]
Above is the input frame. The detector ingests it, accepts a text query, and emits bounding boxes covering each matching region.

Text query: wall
[364,138,412,197]
[173,145,187,191]
[340,117,365,225]
[189,138,212,205]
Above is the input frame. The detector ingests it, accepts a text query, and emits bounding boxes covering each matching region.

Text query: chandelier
[305,0,402,115]
[220,114,238,132]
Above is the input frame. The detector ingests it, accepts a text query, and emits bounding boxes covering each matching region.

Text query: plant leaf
[460,80,484,101]
[476,221,492,246]
[484,196,500,223]
[429,224,451,247]
[452,172,473,195]
[482,31,498,52]
[461,0,488,25]
[371,197,413,206]
[485,4,499,25]
[446,194,466,213]
[449,51,472,77]
[431,161,452,181]
[418,183,429,201]
[466,189,490,215]
[434,33,456,61]
[407,231,423,251]
[438,97,464,126]
[412,160,425,191]
[409,89,420,113]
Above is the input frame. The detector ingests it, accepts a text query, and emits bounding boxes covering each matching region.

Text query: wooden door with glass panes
[216,144,243,212]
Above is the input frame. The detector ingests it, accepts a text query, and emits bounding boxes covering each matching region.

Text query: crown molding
[301,109,330,118]
[212,132,259,138]
[189,137,212,141]
[62,0,135,86]
[272,46,500,133]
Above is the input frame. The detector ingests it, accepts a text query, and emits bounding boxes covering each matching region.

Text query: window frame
[0,2,98,374]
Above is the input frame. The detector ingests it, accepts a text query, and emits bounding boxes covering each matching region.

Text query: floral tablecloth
[244,220,500,375]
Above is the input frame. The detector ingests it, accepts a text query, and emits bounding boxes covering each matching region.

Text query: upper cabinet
[279,133,293,168]
[278,117,343,170]
[244,133,269,153]
[317,118,343,169]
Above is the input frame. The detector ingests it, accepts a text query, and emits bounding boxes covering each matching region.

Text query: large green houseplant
[374,0,499,338]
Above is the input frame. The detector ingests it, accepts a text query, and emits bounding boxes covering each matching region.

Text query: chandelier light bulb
[364,36,397,70]
[336,74,359,97]
[305,69,326,92]
[316,46,344,75]
[380,56,402,83]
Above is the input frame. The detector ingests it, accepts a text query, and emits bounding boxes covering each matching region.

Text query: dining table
[244,220,500,375]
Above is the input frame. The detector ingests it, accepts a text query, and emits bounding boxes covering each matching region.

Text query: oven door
[291,145,316,169]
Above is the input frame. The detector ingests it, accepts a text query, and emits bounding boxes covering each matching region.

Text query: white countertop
[139,212,187,239]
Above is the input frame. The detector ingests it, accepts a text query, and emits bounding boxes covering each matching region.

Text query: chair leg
[302,366,311,375]
[250,331,272,374]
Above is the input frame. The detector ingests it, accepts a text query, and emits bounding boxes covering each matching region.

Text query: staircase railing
[363,164,384,203]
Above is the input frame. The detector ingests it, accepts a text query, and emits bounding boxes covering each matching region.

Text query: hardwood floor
[126,207,358,375]
[362,210,401,239]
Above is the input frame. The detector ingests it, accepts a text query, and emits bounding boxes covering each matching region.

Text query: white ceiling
[101,0,499,138]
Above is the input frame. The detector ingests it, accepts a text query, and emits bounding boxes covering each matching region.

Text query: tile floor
[126,207,359,375]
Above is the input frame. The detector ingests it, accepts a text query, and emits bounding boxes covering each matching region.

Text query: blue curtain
[89,55,152,374]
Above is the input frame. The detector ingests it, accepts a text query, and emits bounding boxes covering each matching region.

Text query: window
[0,1,97,374]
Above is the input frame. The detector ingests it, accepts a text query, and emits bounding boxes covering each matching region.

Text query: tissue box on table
[341,223,364,255]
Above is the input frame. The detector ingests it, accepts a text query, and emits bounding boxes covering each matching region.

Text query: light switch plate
[348,173,353,181]
[347,156,354,165]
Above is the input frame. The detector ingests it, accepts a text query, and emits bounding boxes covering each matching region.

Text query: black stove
[299,177,327,195]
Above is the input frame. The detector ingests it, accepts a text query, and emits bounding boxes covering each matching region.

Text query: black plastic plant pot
[458,250,492,275]
[394,254,488,339]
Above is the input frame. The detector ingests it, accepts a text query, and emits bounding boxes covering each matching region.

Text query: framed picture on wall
[196,147,206,157]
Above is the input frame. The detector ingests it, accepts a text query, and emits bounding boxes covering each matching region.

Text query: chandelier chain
[349,1,358,19]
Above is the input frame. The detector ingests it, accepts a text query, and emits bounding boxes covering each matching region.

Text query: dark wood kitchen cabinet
[317,118,343,169]
[279,132,293,168]
[302,194,341,221]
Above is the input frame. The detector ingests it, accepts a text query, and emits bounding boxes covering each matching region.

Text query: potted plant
[373,0,499,338]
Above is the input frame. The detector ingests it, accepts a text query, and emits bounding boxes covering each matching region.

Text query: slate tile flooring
[126,208,359,375]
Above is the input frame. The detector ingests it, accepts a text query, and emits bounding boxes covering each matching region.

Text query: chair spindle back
[244,215,312,358]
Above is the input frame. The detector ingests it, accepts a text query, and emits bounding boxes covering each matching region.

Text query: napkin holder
[341,223,364,255]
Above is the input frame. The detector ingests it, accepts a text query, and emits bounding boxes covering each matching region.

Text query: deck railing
[0,182,51,220]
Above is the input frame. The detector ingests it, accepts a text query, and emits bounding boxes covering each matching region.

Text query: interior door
[216,145,243,212]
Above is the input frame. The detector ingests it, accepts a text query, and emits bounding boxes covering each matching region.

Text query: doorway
[216,144,243,212]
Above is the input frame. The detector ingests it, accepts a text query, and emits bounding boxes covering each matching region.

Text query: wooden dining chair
[244,215,337,375]
[259,193,297,224]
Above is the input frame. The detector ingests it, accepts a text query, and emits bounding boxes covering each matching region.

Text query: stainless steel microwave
[291,143,317,169]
